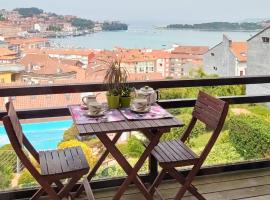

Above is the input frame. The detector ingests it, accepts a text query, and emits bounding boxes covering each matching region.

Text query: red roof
[171,46,209,55]
[230,42,247,62]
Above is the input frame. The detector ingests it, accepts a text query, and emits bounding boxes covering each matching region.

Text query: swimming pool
[0,120,73,150]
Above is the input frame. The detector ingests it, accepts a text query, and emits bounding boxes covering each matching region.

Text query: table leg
[75,132,122,197]
[97,130,163,200]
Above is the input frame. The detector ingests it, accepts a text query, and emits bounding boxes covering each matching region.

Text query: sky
[1,0,270,25]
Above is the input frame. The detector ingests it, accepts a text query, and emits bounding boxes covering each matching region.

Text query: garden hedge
[228,114,270,159]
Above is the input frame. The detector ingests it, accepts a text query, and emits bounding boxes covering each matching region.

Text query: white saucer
[130,104,150,113]
[85,110,106,117]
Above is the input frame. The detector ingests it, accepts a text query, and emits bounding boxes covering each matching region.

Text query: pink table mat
[120,104,173,120]
[68,104,125,125]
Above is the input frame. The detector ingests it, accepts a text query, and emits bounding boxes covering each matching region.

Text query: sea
[51,24,257,50]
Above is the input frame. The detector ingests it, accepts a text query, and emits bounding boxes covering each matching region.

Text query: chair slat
[39,151,49,175]
[64,148,76,171]
[51,150,63,174]
[58,149,70,173]
[76,147,89,169]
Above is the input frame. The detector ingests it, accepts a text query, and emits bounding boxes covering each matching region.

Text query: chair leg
[149,169,166,195]
[40,181,61,200]
[58,176,81,199]
[174,165,204,200]
[83,177,95,200]
[167,168,206,200]
[30,188,45,200]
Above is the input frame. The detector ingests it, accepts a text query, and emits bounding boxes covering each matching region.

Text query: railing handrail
[0,75,270,97]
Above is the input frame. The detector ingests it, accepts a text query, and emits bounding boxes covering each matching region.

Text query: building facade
[203,35,247,76]
[247,26,270,96]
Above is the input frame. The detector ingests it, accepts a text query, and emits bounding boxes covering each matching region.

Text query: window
[213,66,217,71]
[240,70,244,76]
[211,53,215,56]
[262,37,270,43]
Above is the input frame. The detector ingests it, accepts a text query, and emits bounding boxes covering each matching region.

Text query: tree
[71,18,94,30]
[14,7,43,17]
[0,14,5,21]
[47,25,62,32]
[102,22,128,31]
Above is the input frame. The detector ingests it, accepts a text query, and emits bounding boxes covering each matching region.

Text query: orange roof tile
[25,48,94,57]
[0,55,18,60]
[230,42,247,62]
[0,48,17,57]
[20,53,82,75]
[7,37,48,45]
[172,46,209,55]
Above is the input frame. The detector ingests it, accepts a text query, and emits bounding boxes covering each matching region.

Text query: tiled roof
[7,37,48,45]
[230,42,247,62]
[20,53,83,76]
[0,48,16,56]
[25,48,94,57]
[171,46,209,55]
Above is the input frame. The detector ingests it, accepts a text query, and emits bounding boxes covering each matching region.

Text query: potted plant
[120,85,133,108]
[104,59,128,109]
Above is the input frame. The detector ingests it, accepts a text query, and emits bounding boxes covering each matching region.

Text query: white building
[247,26,270,96]
[203,35,247,76]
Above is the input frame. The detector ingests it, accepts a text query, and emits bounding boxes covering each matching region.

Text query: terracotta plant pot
[120,96,131,108]
[107,94,120,109]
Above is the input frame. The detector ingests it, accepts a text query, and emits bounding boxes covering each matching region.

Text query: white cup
[87,102,102,115]
[132,98,148,111]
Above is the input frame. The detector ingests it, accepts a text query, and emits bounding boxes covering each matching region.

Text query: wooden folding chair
[149,91,229,200]
[3,100,95,200]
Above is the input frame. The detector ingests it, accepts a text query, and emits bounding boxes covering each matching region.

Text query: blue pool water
[0,120,73,150]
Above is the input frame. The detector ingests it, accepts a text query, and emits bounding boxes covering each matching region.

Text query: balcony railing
[1,75,270,199]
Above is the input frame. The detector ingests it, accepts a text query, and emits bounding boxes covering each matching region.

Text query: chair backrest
[3,100,40,167]
[181,91,229,163]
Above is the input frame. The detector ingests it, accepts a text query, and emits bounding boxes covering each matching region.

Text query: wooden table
[72,112,184,200]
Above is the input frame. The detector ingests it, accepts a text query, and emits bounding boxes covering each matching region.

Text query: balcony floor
[90,167,270,200]
[20,167,270,200]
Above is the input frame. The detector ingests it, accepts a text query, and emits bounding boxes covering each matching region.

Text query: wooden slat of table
[77,125,87,134]
[119,121,130,130]
[84,124,94,134]
[91,123,102,133]
[99,123,109,132]
[78,118,183,136]
[111,122,124,131]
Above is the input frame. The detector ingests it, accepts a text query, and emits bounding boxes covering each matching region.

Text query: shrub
[126,136,145,158]
[0,165,13,189]
[18,169,36,188]
[58,140,96,167]
[160,84,245,100]
[203,131,243,165]
[161,114,206,141]
[228,114,270,159]
[62,124,79,142]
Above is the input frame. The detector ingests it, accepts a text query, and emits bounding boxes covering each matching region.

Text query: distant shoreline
[156,27,260,32]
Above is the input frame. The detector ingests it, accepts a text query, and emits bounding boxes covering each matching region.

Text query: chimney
[223,34,232,48]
